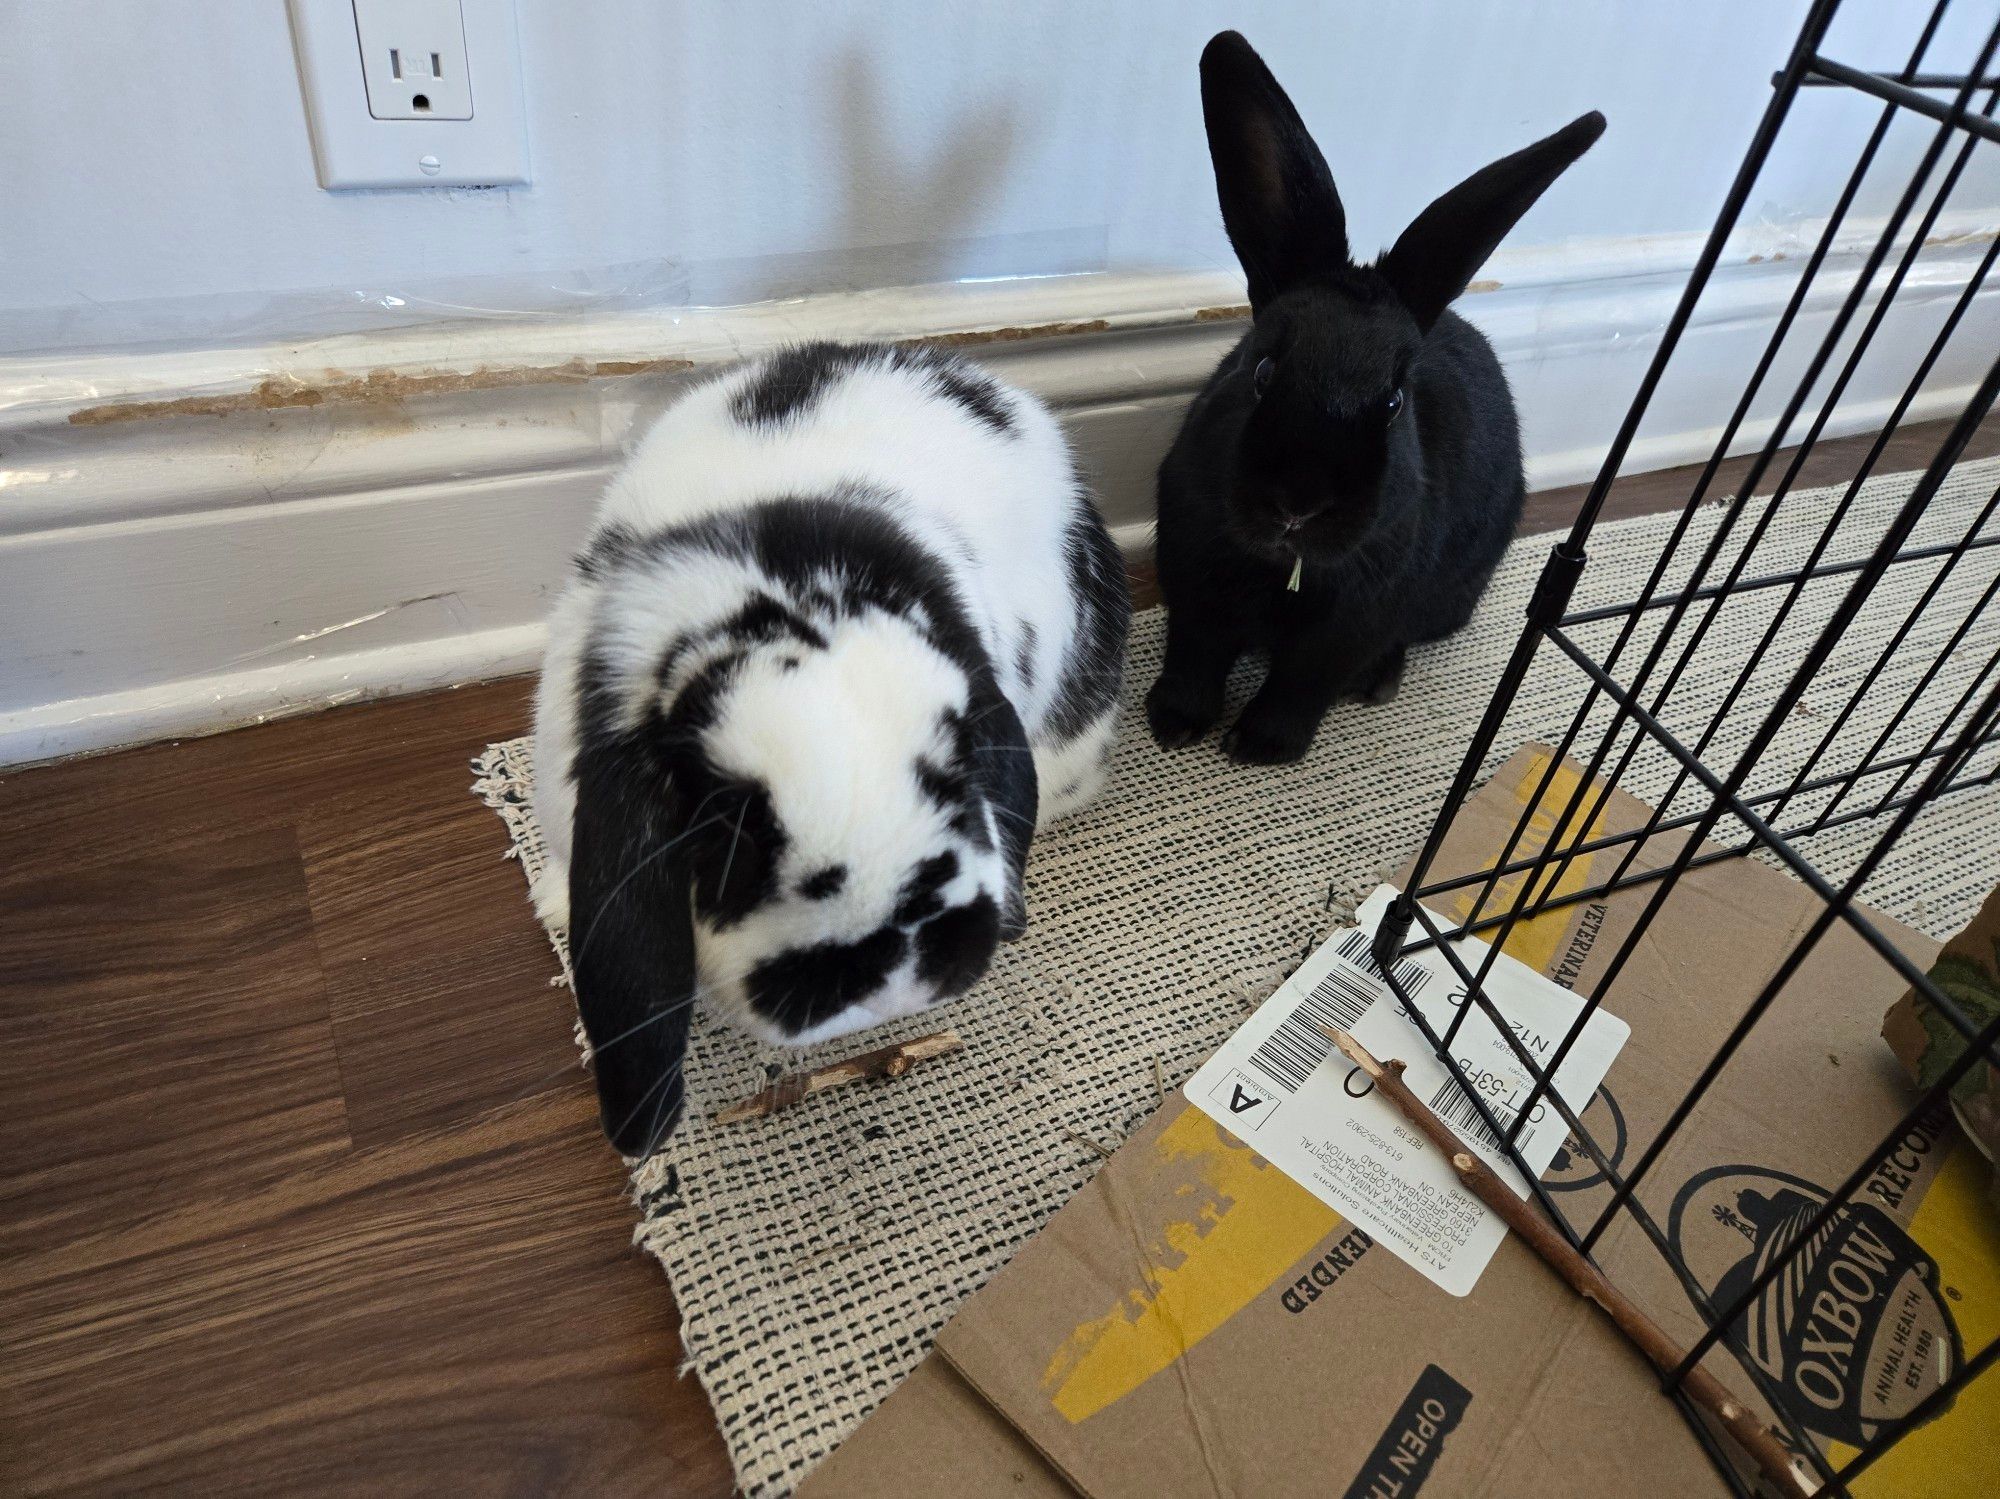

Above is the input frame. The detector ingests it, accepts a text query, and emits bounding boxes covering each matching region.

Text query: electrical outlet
[353,0,473,121]
[287,0,529,189]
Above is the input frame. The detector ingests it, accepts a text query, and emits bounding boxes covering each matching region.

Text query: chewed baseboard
[3,230,1994,766]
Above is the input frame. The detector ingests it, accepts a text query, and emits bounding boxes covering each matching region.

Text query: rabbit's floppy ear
[1379,112,1605,333]
[568,733,698,1156]
[967,679,1037,941]
[1200,31,1349,312]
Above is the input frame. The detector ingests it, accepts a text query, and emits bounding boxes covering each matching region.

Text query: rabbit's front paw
[1145,671,1224,748]
[1357,645,1407,706]
[1222,701,1320,765]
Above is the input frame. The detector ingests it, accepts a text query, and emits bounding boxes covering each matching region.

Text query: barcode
[1248,928,1438,1094]
[1427,1078,1520,1154]
[1333,927,1434,997]
[1249,963,1376,1092]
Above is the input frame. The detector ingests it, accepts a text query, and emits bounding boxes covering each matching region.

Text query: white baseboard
[3,222,1995,767]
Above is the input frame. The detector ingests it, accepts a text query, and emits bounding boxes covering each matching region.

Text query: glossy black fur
[744,927,908,1035]
[913,894,1001,991]
[1148,32,1603,765]
[731,340,1017,438]
[1047,502,1132,744]
[796,864,848,900]
[566,731,702,1157]
[566,493,1039,1152]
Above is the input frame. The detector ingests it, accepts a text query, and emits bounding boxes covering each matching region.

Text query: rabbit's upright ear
[1200,31,1349,312]
[1379,112,1606,332]
[568,733,698,1156]
[967,680,1037,941]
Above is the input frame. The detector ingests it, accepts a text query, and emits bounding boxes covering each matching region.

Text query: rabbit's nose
[1273,493,1315,525]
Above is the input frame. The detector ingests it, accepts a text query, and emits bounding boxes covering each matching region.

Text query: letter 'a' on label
[1185,886,1630,1295]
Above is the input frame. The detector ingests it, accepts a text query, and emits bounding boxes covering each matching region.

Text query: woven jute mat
[473,456,2000,1496]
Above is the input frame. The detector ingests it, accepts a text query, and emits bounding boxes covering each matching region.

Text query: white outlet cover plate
[287,0,530,190]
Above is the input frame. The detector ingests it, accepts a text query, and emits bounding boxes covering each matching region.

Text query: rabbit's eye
[1252,356,1276,396]
[1383,387,1406,424]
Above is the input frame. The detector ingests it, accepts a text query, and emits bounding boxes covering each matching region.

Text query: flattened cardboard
[799,1357,1075,1499]
[813,746,2000,1498]
[1884,880,2000,1175]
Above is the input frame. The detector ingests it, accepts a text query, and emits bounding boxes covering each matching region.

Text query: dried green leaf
[1913,952,2000,1105]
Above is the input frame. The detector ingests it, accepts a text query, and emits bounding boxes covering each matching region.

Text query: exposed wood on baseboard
[68,317,1137,426]
[68,356,698,425]
[899,317,1113,348]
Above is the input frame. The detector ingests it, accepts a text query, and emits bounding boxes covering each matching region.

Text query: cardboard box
[800,1357,1073,1498]
[1884,881,2000,1180]
[805,747,1999,1498]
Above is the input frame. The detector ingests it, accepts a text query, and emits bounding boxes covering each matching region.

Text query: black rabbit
[1147,32,1604,764]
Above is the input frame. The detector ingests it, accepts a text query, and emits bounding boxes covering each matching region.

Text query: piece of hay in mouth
[715,1030,966,1123]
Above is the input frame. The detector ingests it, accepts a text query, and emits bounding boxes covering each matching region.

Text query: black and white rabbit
[533,341,1129,1154]
[1147,32,1604,764]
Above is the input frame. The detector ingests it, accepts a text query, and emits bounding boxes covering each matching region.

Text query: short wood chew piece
[715,1030,965,1124]
[1319,1025,1821,1499]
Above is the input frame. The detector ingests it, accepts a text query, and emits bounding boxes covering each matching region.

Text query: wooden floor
[3,415,1992,1498]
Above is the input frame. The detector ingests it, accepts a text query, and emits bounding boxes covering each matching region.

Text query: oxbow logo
[1669,1164,1962,1447]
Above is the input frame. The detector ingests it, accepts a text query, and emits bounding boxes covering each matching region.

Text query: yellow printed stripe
[1455,749,1607,971]
[1040,1108,1338,1423]
[1039,751,1604,1426]
[1843,1141,2000,1495]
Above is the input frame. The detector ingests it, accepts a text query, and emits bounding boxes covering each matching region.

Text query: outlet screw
[418,155,442,176]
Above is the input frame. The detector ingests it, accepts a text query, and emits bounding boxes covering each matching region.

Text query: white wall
[3,1,1998,765]
[5,0,1996,355]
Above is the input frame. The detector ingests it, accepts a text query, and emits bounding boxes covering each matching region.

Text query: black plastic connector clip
[1370,893,1416,974]
[1526,542,1588,627]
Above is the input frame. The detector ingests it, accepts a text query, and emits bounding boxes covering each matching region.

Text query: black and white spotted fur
[533,341,1129,1154]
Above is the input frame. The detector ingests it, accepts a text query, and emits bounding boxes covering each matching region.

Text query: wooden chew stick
[715,1030,965,1123]
[1319,1025,1821,1499]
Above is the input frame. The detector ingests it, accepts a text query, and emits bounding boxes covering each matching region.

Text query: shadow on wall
[834,43,1020,282]
[682,43,1104,306]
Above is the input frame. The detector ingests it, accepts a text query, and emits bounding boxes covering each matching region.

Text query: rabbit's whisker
[500,958,771,1109]
[609,1065,681,1157]
[570,786,731,966]
[714,797,751,902]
